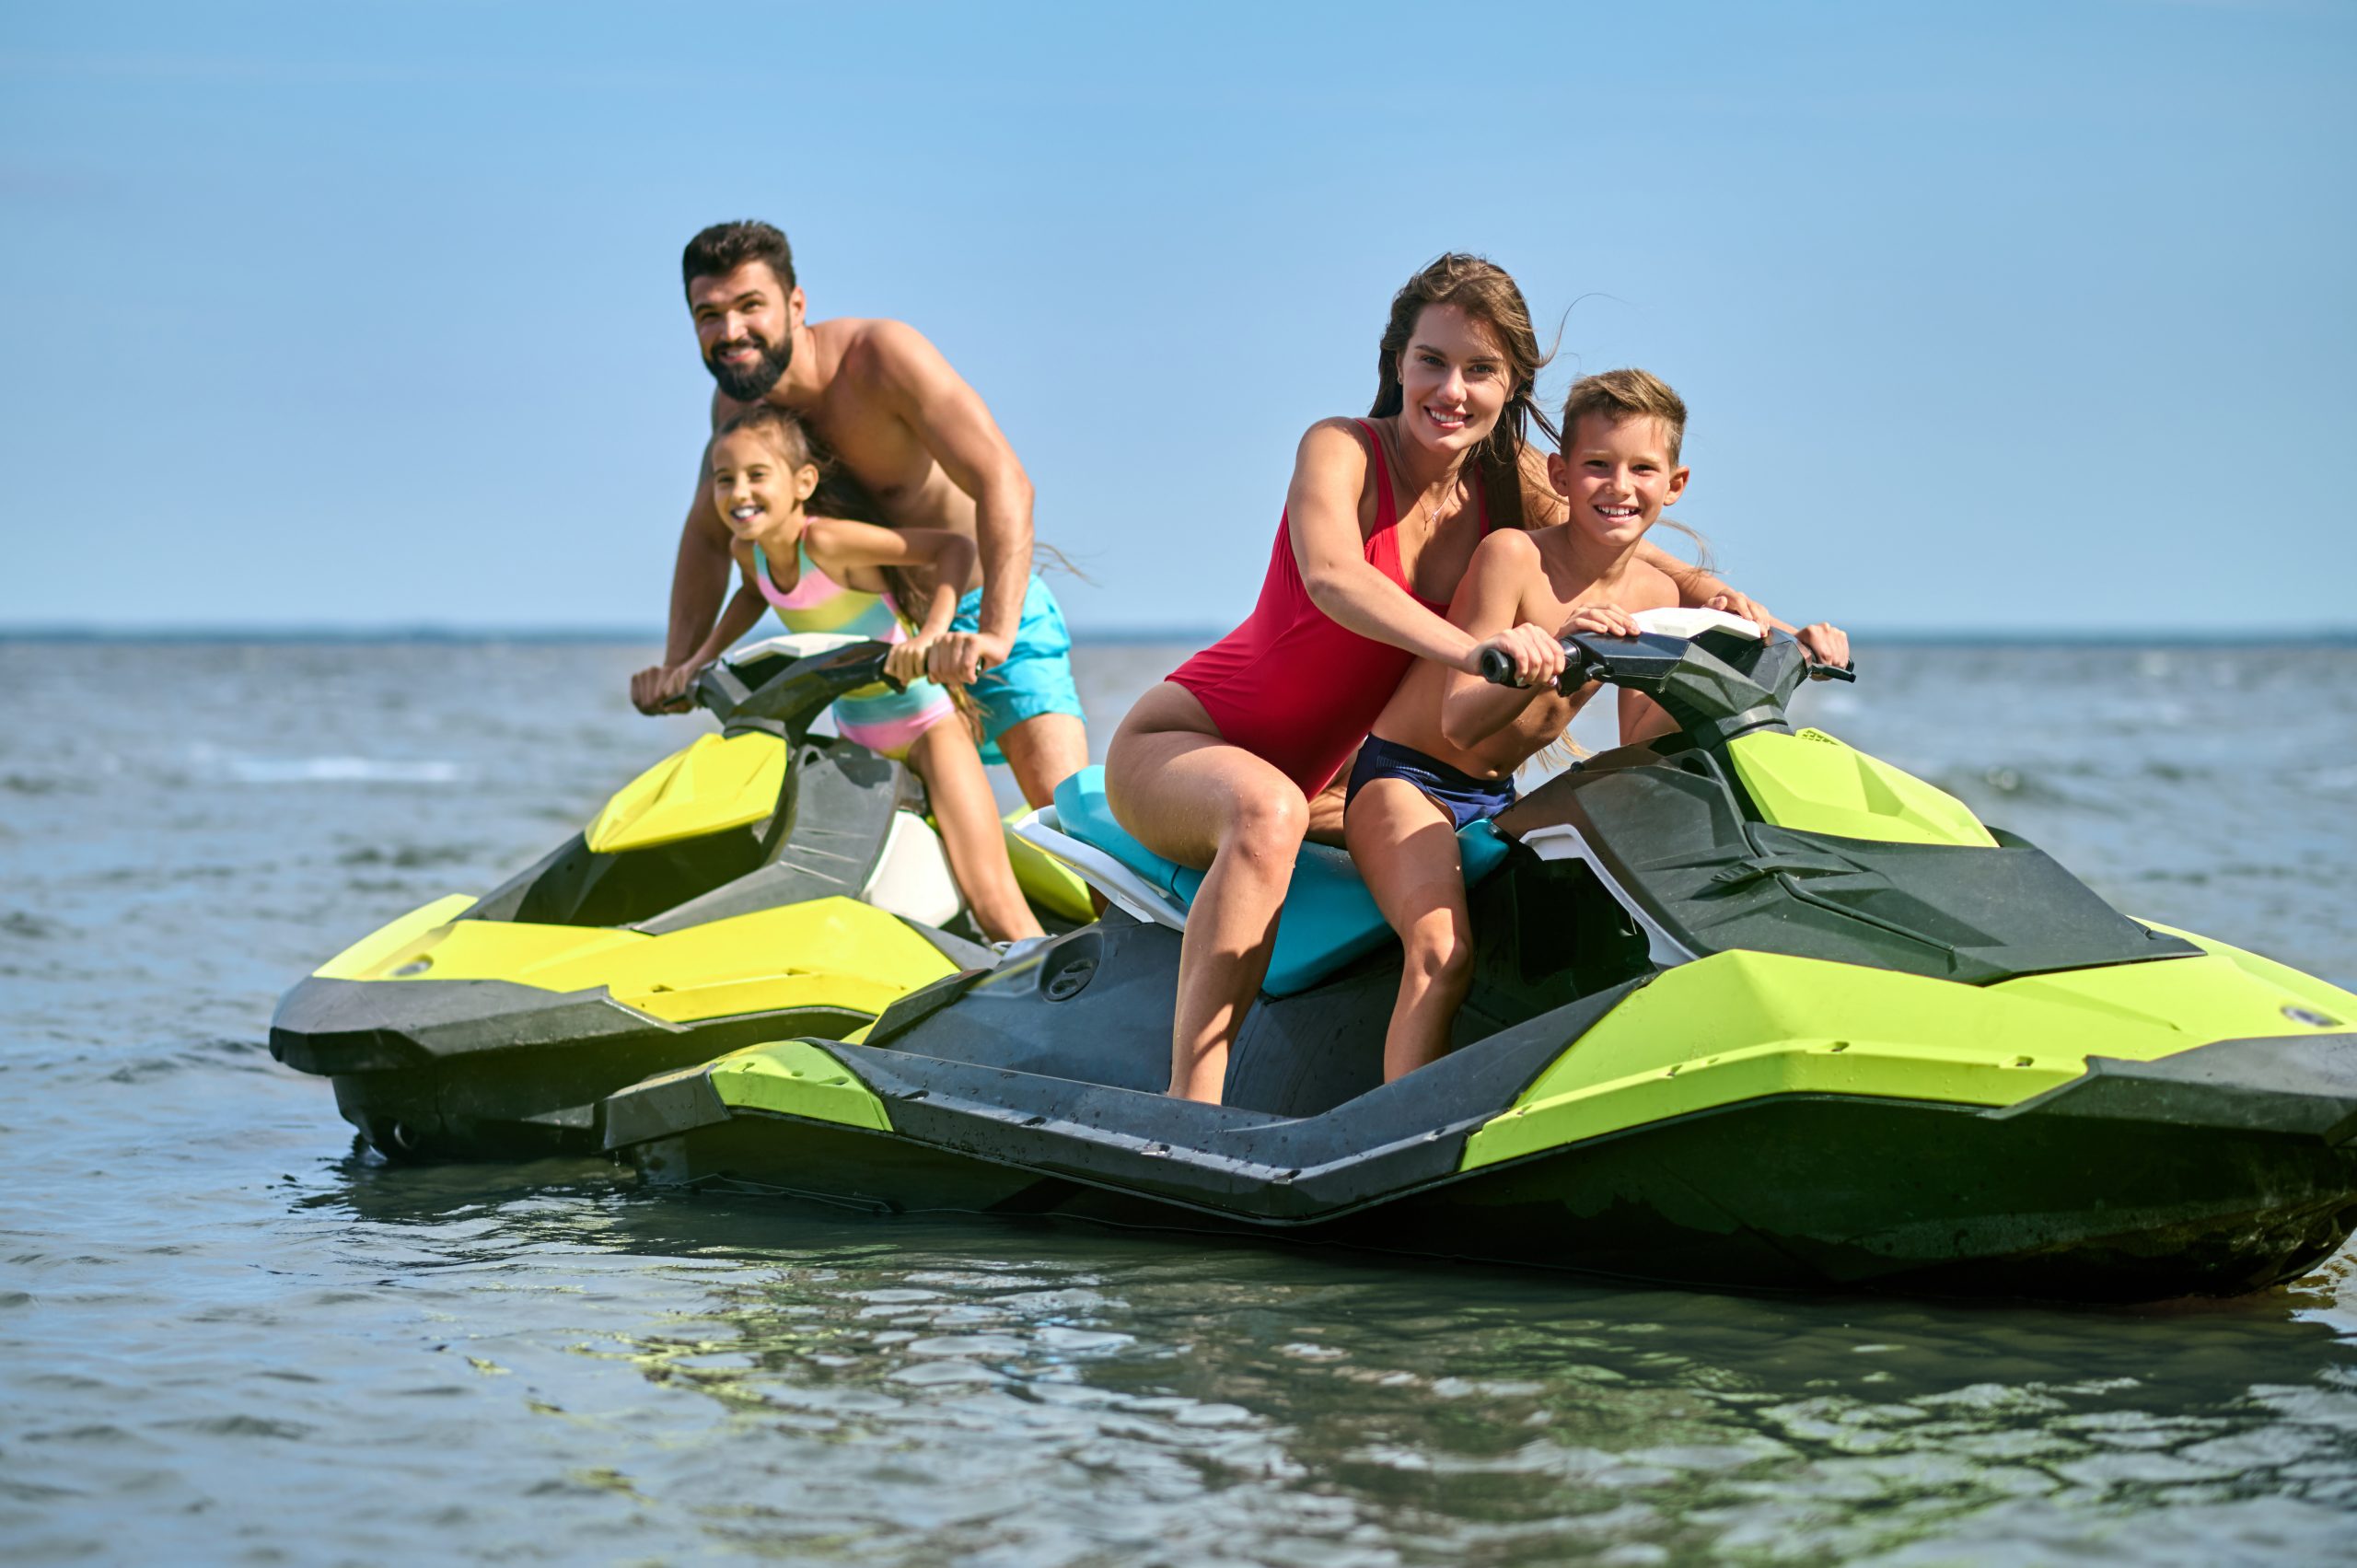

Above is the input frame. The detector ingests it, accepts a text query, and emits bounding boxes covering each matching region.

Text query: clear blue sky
[3,1,2351,636]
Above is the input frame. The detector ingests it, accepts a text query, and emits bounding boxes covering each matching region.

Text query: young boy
[1344,368,1844,1083]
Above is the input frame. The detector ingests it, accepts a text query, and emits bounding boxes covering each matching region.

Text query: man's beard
[705,331,794,401]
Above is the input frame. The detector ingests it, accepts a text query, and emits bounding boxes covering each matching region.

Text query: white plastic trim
[1629,607,1763,641]
[1517,822,1693,969]
[1012,808,1190,934]
[724,632,873,666]
[859,810,965,928]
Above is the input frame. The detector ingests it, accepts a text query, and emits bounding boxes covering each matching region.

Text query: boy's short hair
[683,220,796,297]
[1561,369,1688,462]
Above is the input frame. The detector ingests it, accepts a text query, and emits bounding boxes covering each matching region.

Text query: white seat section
[1013,808,1191,933]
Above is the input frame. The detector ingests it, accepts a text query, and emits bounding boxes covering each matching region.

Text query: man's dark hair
[682,221,795,297]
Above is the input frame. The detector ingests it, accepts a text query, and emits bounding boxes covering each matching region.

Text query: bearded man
[631,221,1087,807]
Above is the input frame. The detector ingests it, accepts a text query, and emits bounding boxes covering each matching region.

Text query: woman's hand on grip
[1468,622,1567,690]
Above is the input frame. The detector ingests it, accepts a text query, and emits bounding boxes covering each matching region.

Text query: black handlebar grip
[1479,646,1523,686]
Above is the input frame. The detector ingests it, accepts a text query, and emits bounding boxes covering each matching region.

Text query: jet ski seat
[1022,766,1510,997]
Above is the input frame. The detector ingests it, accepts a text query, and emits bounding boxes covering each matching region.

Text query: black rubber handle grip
[1479,646,1521,686]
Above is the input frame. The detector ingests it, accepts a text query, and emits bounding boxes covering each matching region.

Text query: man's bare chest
[801,394,941,509]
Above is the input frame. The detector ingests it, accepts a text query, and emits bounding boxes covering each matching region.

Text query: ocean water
[3,635,2354,1566]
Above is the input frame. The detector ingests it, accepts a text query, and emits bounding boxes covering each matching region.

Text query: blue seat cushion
[1051,766,1510,997]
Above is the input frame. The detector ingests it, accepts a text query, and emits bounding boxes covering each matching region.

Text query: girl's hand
[1796,621,1852,674]
[1703,591,1773,637]
[1564,602,1643,640]
[1468,622,1567,690]
[886,634,940,687]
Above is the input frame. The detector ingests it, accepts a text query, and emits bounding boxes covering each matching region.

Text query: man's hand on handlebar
[1467,622,1569,690]
[629,662,697,715]
[927,630,1008,689]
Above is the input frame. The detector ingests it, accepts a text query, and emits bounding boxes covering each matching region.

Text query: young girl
[1345,368,1846,1082]
[668,402,1044,943]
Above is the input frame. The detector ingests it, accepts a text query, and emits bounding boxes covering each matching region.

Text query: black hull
[626,1089,2357,1303]
[273,974,870,1159]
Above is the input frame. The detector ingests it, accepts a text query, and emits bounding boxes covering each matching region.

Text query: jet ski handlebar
[1476,630,1852,691]
[1477,610,1857,747]
[692,636,903,735]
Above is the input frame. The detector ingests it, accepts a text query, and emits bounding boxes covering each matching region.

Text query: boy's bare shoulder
[1472,526,1544,568]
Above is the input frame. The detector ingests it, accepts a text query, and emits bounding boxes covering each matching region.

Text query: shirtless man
[630,220,1088,807]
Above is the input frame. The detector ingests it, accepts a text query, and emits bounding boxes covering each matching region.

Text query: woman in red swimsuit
[1109,255,1705,1103]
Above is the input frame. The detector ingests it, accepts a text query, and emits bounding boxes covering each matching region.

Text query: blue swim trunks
[1346,735,1518,830]
[950,573,1086,766]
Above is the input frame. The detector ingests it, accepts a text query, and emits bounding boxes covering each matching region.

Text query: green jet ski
[269,633,1092,1161]
[602,610,2357,1302]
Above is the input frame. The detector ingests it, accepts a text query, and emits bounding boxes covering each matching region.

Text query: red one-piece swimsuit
[1168,419,1488,799]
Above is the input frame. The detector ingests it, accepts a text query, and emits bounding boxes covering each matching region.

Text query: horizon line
[4,621,2355,649]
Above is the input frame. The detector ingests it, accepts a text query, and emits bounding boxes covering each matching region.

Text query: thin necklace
[1380,420,1468,531]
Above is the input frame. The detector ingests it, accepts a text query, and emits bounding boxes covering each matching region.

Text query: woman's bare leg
[1346,778,1476,1081]
[1107,684,1308,1102]
[908,720,1044,944]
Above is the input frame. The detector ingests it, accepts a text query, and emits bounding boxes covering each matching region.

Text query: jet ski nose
[1996,1030,2357,1148]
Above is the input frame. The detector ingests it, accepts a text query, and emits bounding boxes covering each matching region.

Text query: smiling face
[1396,304,1513,458]
[708,427,819,546]
[690,261,804,401]
[1547,412,1690,549]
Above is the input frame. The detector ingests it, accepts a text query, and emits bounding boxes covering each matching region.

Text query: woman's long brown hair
[1368,253,1560,530]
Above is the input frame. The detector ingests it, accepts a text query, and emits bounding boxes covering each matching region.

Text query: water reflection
[321,1159,2357,1564]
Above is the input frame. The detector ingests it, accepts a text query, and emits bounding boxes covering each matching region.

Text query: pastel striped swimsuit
[750,541,956,759]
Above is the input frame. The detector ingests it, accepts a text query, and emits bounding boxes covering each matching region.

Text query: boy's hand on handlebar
[927,630,1008,688]
[1796,621,1852,674]
[1563,602,1642,640]
[1469,624,1568,690]
[629,663,696,714]
[886,635,938,687]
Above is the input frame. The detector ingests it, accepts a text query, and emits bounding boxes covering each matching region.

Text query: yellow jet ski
[268,634,1089,1160]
